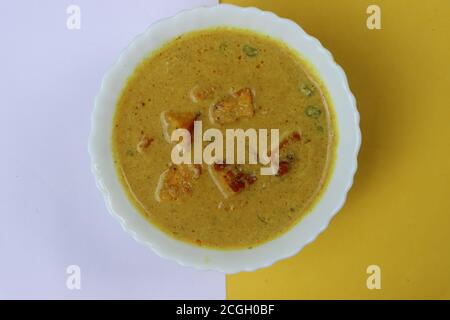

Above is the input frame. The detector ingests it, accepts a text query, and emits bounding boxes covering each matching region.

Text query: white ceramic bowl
[89,4,360,273]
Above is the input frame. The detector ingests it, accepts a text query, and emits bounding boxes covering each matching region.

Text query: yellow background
[222,0,450,299]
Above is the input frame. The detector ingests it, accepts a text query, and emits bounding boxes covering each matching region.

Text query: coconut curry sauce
[112,28,336,249]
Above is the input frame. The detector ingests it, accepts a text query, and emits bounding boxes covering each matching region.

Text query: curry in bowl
[112,28,336,249]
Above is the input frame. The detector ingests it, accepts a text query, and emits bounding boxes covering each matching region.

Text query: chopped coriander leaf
[243,44,259,57]
[300,84,313,97]
[305,105,322,118]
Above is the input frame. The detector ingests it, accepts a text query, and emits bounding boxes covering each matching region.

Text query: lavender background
[0,0,225,299]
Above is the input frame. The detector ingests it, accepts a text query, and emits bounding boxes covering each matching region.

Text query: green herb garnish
[243,44,259,57]
[305,105,322,118]
[300,84,313,97]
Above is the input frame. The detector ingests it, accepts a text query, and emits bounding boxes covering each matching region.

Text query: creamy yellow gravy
[112,28,336,249]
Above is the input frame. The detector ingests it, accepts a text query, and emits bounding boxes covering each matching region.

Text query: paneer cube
[136,134,154,153]
[190,85,217,103]
[208,163,257,198]
[160,111,200,143]
[155,164,202,202]
[209,88,254,125]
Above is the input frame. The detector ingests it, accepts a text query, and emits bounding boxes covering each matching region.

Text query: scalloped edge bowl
[88,4,361,273]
